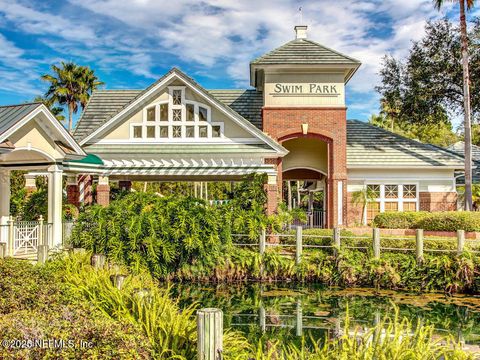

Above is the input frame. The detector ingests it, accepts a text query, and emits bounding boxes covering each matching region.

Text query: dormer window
[130,86,224,140]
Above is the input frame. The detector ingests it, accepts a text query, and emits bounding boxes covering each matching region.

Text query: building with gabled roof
[0,25,465,252]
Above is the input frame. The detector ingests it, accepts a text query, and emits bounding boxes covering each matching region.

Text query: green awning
[67,153,104,166]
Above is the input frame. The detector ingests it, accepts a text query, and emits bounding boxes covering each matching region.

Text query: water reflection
[169,283,480,346]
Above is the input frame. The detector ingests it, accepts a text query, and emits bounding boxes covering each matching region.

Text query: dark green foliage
[373,211,480,231]
[174,248,480,294]
[71,174,271,277]
[0,258,152,359]
[71,192,232,277]
[376,18,480,127]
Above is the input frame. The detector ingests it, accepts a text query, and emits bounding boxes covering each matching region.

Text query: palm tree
[351,187,378,225]
[33,96,65,122]
[41,62,103,132]
[434,0,476,210]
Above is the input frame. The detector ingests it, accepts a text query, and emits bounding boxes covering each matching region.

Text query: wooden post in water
[372,228,380,259]
[415,229,424,265]
[259,303,266,333]
[37,245,48,264]
[197,308,223,360]
[457,230,465,255]
[295,226,302,265]
[333,227,341,257]
[296,299,303,337]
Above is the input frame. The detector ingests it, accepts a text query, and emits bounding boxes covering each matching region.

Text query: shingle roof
[447,141,480,161]
[0,103,42,137]
[346,120,464,168]
[208,90,263,129]
[251,39,361,66]
[74,88,264,141]
[74,90,141,141]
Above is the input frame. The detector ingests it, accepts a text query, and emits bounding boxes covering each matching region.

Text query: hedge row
[373,211,480,232]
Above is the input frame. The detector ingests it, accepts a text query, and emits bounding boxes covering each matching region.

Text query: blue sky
[0,0,476,126]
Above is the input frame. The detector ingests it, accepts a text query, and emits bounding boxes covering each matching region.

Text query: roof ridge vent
[294,25,308,40]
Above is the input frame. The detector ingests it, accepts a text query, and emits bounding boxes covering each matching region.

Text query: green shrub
[0,257,152,359]
[372,211,430,229]
[373,211,480,232]
[418,212,480,232]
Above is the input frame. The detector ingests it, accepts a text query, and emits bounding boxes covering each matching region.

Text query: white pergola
[0,103,85,250]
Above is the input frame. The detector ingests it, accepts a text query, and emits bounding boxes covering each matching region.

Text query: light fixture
[301,123,308,135]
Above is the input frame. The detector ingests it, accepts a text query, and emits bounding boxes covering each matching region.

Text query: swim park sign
[270,83,340,97]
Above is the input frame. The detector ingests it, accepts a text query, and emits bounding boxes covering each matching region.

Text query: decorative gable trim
[0,104,85,157]
[79,68,287,156]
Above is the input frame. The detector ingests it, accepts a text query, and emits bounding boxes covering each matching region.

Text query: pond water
[169,283,480,348]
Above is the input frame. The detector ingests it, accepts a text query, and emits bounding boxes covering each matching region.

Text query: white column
[0,169,10,244]
[48,165,63,248]
[337,180,343,226]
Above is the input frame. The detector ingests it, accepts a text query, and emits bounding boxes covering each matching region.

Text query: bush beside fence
[373,211,480,232]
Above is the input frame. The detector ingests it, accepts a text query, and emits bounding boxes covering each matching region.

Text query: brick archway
[262,107,347,227]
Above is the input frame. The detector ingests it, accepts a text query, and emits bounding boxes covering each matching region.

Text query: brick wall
[262,107,347,227]
[419,192,458,211]
[66,184,80,208]
[96,184,110,207]
[346,192,364,226]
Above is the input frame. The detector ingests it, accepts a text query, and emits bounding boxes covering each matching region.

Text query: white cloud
[0,0,468,119]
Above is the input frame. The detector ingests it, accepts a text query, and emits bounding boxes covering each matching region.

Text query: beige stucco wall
[282,137,328,174]
[346,168,457,193]
[6,117,63,162]
[100,85,254,140]
[264,72,345,107]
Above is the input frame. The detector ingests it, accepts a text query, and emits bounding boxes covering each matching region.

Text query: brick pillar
[119,180,132,192]
[96,176,110,207]
[265,174,278,215]
[79,175,93,206]
[24,175,36,194]
[66,176,79,208]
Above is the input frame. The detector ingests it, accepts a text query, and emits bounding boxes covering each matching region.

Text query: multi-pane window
[146,107,156,122]
[186,103,195,121]
[367,184,380,198]
[159,126,168,138]
[364,183,418,223]
[160,104,168,121]
[199,126,208,138]
[384,185,398,199]
[146,126,155,138]
[403,202,416,211]
[403,185,416,199]
[173,109,182,121]
[172,90,182,105]
[133,126,142,138]
[367,202,380,223]
[199,107,208,122]
[186,126,195,138]
[384,202,398,212]
[131,87,224,140]
[173,126,182,138]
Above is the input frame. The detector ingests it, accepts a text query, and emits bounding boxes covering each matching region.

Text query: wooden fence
[233,227,480,265]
